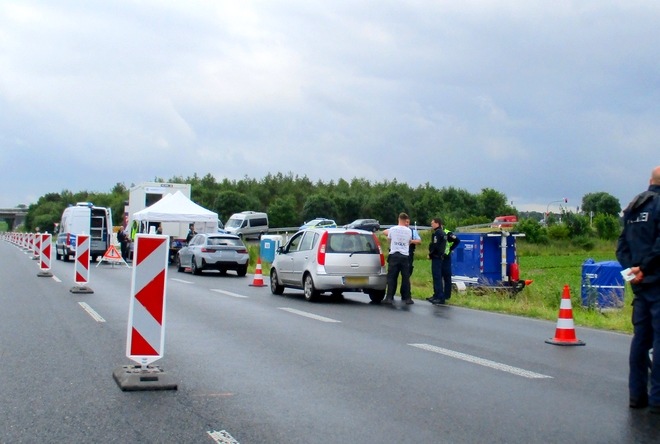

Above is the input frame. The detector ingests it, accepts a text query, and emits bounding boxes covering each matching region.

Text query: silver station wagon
[269,228,387,302]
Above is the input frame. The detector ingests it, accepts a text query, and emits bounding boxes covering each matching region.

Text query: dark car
[345,218,380,232]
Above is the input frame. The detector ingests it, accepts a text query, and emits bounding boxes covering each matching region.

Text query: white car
[176,233,249,276]
[269,228,387,302]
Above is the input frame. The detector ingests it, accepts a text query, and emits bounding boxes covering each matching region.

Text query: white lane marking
[409,343,552,379]
[170,278,193,284]
[78,302,106,323]
[207,430,240,444]
[210,289,248,299]
[278,307,341,323]
[52,275,62,283]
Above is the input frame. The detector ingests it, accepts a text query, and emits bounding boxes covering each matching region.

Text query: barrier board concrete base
[70,285,94,294]
[37,271,53,277]
[113,365,178,391]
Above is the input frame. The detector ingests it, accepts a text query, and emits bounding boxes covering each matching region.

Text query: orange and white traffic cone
[545,285,585,346]
[249,256,266,287]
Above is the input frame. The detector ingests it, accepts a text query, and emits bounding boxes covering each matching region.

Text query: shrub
[593,214,621,240]
[547,224,570,240]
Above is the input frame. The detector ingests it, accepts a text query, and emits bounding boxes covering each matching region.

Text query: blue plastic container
[581,259,625,309]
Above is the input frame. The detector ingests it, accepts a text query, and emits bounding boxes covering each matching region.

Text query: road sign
[74,234,90,284]
[126,234,169,366]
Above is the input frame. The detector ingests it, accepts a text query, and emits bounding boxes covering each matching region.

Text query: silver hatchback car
[269,228,387,302]
[176,233,249,276]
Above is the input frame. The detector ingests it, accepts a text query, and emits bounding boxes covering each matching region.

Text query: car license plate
[344,276,368,286]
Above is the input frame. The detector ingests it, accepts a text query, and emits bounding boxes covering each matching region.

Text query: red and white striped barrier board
[32,233,41,259]
[74,234,91,285]
[39,233,52,271]
[126,234,169,366]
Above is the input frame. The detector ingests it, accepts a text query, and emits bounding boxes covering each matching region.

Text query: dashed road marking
[210,289,248,299]
[52,275,62,283]
[78,302,106,323]
[170,278,194,284]
[207,430,240,444]
[278,307,341,323]
[409,343,552,379]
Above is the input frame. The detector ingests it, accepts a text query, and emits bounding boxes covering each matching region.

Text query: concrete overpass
[0,207,28,231]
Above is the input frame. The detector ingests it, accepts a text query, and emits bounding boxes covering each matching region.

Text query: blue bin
[260,235,282,263]
[581,259,625,309]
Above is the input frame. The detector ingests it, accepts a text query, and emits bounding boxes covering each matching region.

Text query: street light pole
[545,198,568,223]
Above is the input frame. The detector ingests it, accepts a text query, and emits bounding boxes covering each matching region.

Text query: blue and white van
[55,203,113,262]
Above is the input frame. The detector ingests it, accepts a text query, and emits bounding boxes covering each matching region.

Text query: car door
[278,232,304,284]
[290,231,318,285]
[179,234,200,266]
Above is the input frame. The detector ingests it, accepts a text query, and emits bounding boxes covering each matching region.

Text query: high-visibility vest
[444,228,456,255]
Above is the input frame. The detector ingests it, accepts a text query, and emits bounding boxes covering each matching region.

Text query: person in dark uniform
[427,217,447,305]
[441,225,461,301]
[616,165,660,413]
[186,223,196,243]
[117,226,130,261]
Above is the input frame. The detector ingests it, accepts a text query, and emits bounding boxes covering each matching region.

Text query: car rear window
[207,237,243,247]
[326,233,378,254]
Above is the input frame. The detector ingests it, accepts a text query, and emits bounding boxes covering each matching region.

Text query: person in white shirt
[382,212,421,305]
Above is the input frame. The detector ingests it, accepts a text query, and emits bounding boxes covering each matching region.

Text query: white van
[224,211,269,239]
[55,203,113,262]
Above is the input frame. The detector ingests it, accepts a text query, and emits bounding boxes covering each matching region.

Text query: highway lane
[2,239,659,443]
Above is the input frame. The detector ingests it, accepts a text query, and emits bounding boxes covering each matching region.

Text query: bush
[547,224,570,240]
[517,218,547,244]
[571,236,595,251]
[593,214,621,240]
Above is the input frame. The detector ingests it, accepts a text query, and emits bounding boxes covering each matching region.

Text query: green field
[250,236,632,334]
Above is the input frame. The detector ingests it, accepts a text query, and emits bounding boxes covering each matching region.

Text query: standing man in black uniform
[616,165,660,413]
[441,225,461,301]
[427,218,447,305]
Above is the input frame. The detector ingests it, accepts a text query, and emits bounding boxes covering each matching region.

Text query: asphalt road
[1,239,659,443]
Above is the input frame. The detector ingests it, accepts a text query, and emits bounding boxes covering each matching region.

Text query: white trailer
[125,182,192,239]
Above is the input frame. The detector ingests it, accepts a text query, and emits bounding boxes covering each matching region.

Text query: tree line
[20,172,623,243]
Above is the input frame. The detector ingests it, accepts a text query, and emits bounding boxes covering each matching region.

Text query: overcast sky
[1,0,658,213]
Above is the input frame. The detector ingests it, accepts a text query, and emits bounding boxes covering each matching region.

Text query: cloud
[1,0,659,214]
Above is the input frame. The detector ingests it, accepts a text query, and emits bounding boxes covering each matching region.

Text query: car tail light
[66,233,71,246]
[201,247,212,253]
[317,231,328,265]
[372,233,385,266]
[237,248,248,254]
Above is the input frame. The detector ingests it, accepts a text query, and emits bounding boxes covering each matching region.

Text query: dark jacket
[429,227,447,259]
[616,184,660,286]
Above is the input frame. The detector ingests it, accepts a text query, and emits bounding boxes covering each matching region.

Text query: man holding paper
[617,165,660,413]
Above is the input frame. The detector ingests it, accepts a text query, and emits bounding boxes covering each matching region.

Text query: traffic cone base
[546,285,585,346]
[249,257,266,287]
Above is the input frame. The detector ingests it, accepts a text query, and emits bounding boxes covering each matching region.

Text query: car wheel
[56,250,62,261]
[368,290,386,303]
[236,265,247,277]
[176,255,184,272]
[63,249,70,262]
[92,255,98,263]
[191,256,202,275]
[270,269,284,295]
[303,273,320,301]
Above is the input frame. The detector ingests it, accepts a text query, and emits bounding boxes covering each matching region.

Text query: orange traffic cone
[545,285,585,346]
[249,256,266,287]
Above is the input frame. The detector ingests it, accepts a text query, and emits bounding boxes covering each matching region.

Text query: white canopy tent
[131,191,219,237]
